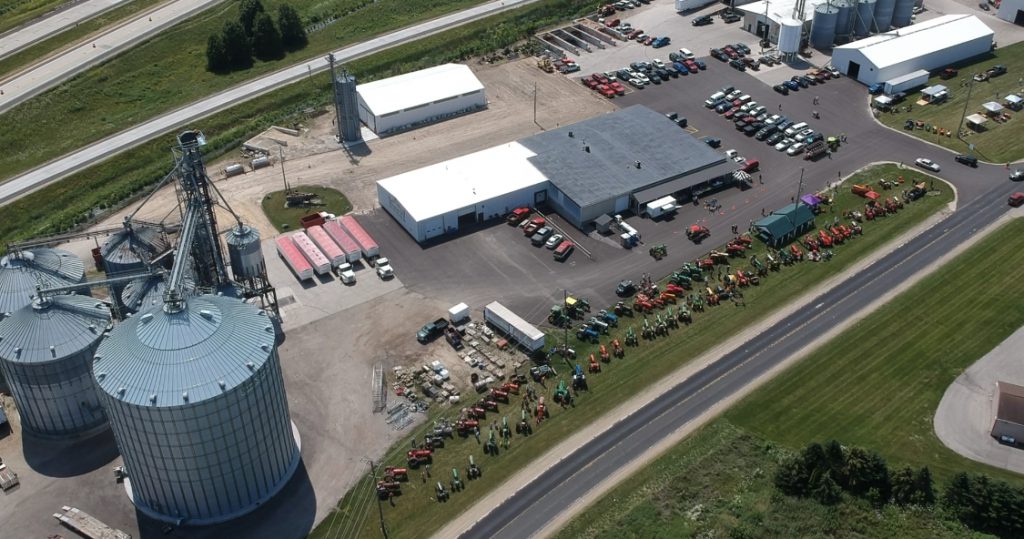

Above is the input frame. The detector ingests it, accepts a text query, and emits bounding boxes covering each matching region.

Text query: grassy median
[557,218,1024,538]
[310,167,952,539]
[0,0,66,35]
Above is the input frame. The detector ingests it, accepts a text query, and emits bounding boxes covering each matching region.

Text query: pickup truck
[417,318,450,343]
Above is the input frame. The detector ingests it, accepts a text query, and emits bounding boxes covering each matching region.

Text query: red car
[592,73,609,85]
[609,81,626,95]
[506,207,531,225]
[583,78,599,89]
[597,84,616,98]
[627,29,644,39]
[643,35,656,46]
[554,240,575,261]
[1010,193,1024,207]
[605,18,620,27]
[523,217,546,236]
[685,60,699,72]
[723,107,740,119]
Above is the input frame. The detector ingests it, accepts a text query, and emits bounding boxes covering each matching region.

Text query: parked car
[629,78,645,89]
[679,47,695,60]
[545,233,564,249]
[695,59,706,70]
[766,131,785,145]
[723,12,741,22]
[795,128,815,142]
[1010,193,1024,207]
[1011,169,1024,181]
[915,157,941,172]
[774,84,790,95]
[734,42,751,54]
[784,80,800,91]
[703,136,722,148]
[725,149,744,163]
[523,217,545,235]
[674,61,690,75]
[786,143,807,156]
[741,159,760,172]
[725,89,742,100]
[554,240,575,261]
[596,84,617,97]
[692,15,713,26]
[506,207,531,225]
[531,226,554,246]
[775,138,795,151]
[954,154,978,167]
[792,75,809,88]
[730,59,746,71]
[609,81,626,95]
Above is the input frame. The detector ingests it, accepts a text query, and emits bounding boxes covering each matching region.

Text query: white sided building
[357,63,486,136]
[831,14,995,85]
[998,0,1024,26]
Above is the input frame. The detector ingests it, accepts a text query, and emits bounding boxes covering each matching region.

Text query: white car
[765,114,781,125]
[629,78,646,89]
[725,149,745,163]
[336,263,356,284]
[725,89,743,100]
[633,72,650,83]
[915,158,940,172]
[652,58,666,69]
[740,101,759,113]
[679,47,695,59]
[787,142,807,156]
[545,233,564,249]
[795,129,815,142]
[375,257,394,279]
[775,138,795,151]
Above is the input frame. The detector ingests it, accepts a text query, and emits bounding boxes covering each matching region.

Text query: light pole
[956,77,976,144]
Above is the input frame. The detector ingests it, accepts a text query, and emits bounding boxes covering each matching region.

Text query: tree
[812,470,843,505]
[277,4,306,50]
[912,467,935,506]
[239,0,265,35]
[824,439,848,488]
[890,466,916,505]
[251,13,283,60]
[775,455,811,496]
[845,447,890,500]
[221,21,252,69]
[205,33,229,72]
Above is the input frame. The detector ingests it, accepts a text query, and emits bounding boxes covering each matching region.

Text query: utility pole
[956,77,976,143]
[533,82,539,128]
[563,289,569,354]
[279,147,290,194]
[368,460,389,539]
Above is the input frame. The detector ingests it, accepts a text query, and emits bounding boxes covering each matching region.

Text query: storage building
[378,106,734,242]
[94,294,300,525]
[831,15,994,85]
[998,0,1024,26]
[992,381,1024,443]
[0,295,112,438]
[752,203,816,247]
[357,64,486,136]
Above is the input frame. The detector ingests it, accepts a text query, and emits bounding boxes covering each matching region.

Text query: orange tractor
[612,339,625,358]
[588,353,601,373]
[599,344,610,362]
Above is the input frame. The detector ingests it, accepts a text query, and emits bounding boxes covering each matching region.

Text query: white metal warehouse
[998,0,1024,26]
[831,15,994,85]
[357,63,486,136]
[377,106,735,243]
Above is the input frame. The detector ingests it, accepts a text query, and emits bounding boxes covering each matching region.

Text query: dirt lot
[0,58,614,539]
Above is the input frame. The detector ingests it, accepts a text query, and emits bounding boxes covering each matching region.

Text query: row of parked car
[582,72,627,98]
[704,86,826,158]
[507,209,575,261]
[598,17,671,47]
[601,50,707,90]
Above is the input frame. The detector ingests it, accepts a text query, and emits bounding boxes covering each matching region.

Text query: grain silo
[99,223,168,277]
[811,4,840,48]
[93,294,299,525]
[835,0,855,41]
[779,18,803,54]
[0,247,86,316]
[225,224,265,281]
[855,0,877,36]
[874,0,896,31]
[120,270,196,315]
[0,295,111,437]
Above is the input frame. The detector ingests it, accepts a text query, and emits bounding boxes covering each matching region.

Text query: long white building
[357,63,486,136]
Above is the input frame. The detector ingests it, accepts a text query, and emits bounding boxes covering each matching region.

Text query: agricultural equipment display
[501,381,521,394]
[451,468,464,492]
[597,309,619,326]
[516,409,534,435]
[612,339,625,358]
[665,308,679,329]
[599,344,610,362]
[588,317,610,334]
[436,482,450,502]
[530,365,556,382]
[589,353,601,373]
[407,449,433,467]
[687,225,711,243]
[501,416,512,448]
[485,429,499,455]
[677,305,692,324]
[456,419,479,437]
[548,305,572,328]
[576,324,599,343]
[490,388,510,403]
[478,399,499,412]
[572,365,588,391]
[649,244,668,260]
[377,480,402,499]
[614,302,634,316]
[384,466,409,482]
[625,326,638,346]
[467,456,482,479]
[536,396,549,422]
[553,380,573,406]
[423,434,445,449]
[432,419,453,439]
[466,406,487,419]
[750,255,767,276]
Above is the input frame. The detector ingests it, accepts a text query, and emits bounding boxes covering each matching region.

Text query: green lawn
[876,41,1024,164]
[261,186,351,232]
[309,167,952,539]
[0,0,66,35]
[0,0,164,81]
[727,218,1024,486]
[0,0,496,182]
[554,421,974,539]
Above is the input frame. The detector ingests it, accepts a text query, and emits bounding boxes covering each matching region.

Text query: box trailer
[339,215,380,259]
[307,225,347,268]
[483,301,545,352]
[275,236,314,281]
[291,231,331,275]
[883,69,929,96]
[644,195,679,219]
[449,302,470,325]
[675,0,717,11]
[323,219,362,263]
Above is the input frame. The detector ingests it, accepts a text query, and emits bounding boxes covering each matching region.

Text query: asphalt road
[461,168,1017,539]
[0,0,538,206]
[0,0,128,61]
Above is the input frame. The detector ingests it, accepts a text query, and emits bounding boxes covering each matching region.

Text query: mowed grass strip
[553,421,974,539]
[876,40,1024,164]
[0,0,66,35]
[728,218,1024,486]
[0,0,493,182]
[310,168,952,539]
[0,0,164,80]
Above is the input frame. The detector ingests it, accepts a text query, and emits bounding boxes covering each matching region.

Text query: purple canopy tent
[800,194,822,207]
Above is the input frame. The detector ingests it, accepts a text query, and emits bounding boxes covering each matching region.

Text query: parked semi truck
[883,69,929,96]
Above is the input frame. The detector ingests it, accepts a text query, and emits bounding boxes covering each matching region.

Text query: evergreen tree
[774,455,811,496]
[205,33,229,72]
[912,467,935,505]
[221,21,252,69]
[824,439,848,488]
[251,13,283,60]
[277,4,307,50]
[239,0,265,35]
[812,471,843,505]
[890,466,916,505]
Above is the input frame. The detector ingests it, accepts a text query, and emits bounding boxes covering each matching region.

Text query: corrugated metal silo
[225,224,265,281]
[0,248,86,316]
[778,18,803,54]
[855,0,877,35]
[874,0,896,31]
[811,4,840,48]
[835,0,854,40]
[120,270,196,314]
[94,294,299,525]
[892,0,915,26]
[99,225,168,277]
[0,295,111,437]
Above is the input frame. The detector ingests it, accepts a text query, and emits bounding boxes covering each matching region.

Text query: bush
[251,13,283,60]
[277,5,306,50]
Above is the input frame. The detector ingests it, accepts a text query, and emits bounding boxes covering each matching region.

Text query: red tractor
[377,480,401,499]
[818,229,833,247]
[599,344,610,362]
[803,235,819,251]
[734,234,754,245]
[490,388,510,403]
[536,397,549,423]
[479,399,499,412]
[687,225,711,243]
[665,283,686,295]
[456,419,479,436]
[829,226,845,244]
[407,449,433,467]
[726,242,746,256]
[501,381,520,394]
[384,466,409,481]
[612,339,625,358]
[790,244,804,261]
[589,353,601,373]
[466,406,487,419]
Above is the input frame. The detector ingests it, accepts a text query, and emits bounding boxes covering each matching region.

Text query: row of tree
[773,440,935,506]
[775,440,1024,538]
[206,0,307,72]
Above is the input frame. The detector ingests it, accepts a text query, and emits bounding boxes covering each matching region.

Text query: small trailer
[291,231,331,275]
[644,195,679,219]
[339,215,380,259]
[323,219,362,263]
[275,236,313,281]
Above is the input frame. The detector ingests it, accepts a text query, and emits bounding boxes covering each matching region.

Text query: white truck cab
[375,257,394,279]
[337,263,356,284]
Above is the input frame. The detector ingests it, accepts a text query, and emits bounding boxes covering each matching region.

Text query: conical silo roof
[0,248,85,315]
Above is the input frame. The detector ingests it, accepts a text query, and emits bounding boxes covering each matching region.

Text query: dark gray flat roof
[518,105,727,208]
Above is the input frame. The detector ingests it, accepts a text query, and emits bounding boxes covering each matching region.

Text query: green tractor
[451,468,464,492]
[750,255,768,277]
[553,379,573,406]
[677,304,692,324]
[649,244,668,260]
[625,326,639,347]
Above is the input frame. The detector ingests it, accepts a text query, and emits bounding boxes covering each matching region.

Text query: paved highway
[461,178,1016,539]
[0,0,536,206]
[0,0,226,114]
[0,0,128,61]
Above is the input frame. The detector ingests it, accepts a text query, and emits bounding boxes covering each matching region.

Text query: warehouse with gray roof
[377,106,735,242]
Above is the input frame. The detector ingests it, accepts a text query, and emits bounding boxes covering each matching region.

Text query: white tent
[983,101,1004,114]
[1006,94,1023,109]
[966,113,988,130]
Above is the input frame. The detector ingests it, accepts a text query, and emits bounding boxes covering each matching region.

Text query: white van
[785,121,808,136]
[704,91,726,107]
[679,47,695,60]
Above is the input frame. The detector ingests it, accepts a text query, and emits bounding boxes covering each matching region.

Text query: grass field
[0,0,595,249]
[261,186,351,232]
[0,0,65,35]
[556,218,1024,539]
[727,217,1024,486]
[0,0,163,80]
[0,0,496,182]
[308,166,952,539]
[554,421,974,539]
[877,41,1024,164]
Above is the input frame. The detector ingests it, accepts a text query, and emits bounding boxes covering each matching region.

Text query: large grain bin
[224,224,265,281]
[99,224,168,277]
[93,294,299,525]
[811,4,840,48]
[119,269,196,315]
[0,295,111,437]
[0,248,86,316]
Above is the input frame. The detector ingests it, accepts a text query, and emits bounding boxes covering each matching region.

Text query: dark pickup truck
[417,318,449,343]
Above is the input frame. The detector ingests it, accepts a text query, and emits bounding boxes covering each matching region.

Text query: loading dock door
[848,61,860,80]
[1016,10,1024,25]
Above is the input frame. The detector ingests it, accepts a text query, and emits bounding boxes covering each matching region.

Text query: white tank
[225,224,265,281]
[779,18,802,53]
[0,247,86,315]
[94,294,299,525]
[0,295,111,437]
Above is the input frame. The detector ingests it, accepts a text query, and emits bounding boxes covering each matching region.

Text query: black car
[729,59,746,71]
[669,52,683,62]
[800,75,817,86]
[743,124,758,136]
[702,136,722,148]
[723,12,741,22]
[715,101,731,113]
[692,15,713,26]
[756,125,778,140]
[766,132,785,145]
[734,42,751,54]
[734,118,750,129]
[616,69,632,81]
[648,75,661,85]
[675,117,688,128]
[955,154,978,167]
[773,84,790,95]
[616,280,636,296]
[655,68,671,81]
[792,75,809,88]
[710,48,727,61]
